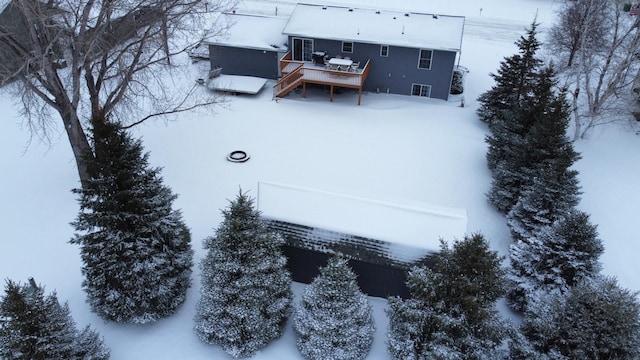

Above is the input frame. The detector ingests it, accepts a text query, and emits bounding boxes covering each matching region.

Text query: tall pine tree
[70,114,193,324]
[293,254,374,360]
[506,66,581,240]
[194,191,292,358]
[477,19,544,126]
[387,234,508,359]
[0,278,110,360]
[479,21,547,214]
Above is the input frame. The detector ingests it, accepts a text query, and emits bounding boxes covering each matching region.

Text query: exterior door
[292,38,313,62]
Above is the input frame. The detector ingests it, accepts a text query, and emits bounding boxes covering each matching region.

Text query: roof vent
[375,10,380,14]
[348,8,353,12]
[322,6,327,10]
[433,14,438,19]
[404,13,409,17]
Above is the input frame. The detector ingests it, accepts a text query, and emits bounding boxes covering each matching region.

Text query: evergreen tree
[75,326,111,360]
[70,114,193,324]
[517,276,640,359]
[194,191,292,358]
[480,23,581,223]
[293,255,374,360]
[507,210,603,311]
[387,234,508,359]
[477,20,544,126]
[506,67,581,240]
[0,278,110,360]
[480,21,546,214]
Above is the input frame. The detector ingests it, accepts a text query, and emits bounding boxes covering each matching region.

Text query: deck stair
[273,63,304,99]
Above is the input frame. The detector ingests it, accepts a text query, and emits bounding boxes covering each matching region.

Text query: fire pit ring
[227,150,250,163]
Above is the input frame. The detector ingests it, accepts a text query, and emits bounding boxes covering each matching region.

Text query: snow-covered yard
[1,0,639,358]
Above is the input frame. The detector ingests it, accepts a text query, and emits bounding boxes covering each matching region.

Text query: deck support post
[329,85,334,102]
[357,87,362,105]
[302,82,307,98]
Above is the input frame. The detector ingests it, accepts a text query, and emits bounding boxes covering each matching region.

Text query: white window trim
[380,45,389,57]
[292,37,314,62]
[417,49,433,70]
[342,41,354,53]
[411,83,432,98]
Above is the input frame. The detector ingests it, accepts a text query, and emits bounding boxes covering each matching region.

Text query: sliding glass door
[292,38,313,62]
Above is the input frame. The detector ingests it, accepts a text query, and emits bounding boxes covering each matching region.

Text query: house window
[418,49,433,69]
[380,45,389,57]
[342,41,353,53]
[411,84,431,97]
[293,37,314,62]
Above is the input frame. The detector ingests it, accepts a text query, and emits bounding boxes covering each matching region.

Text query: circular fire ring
[227,150,250,163]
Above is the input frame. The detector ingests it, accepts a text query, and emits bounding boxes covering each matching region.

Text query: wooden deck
[273,52,370,105]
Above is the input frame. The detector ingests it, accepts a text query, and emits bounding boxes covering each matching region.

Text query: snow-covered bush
[450,68,465,95]
[516,276,640,359]
[387,234,508,359]
[70,116,193,324]
[194,191,292,358]
[507,210,603,311]
[0,278,110,359]
[293,255,374,360]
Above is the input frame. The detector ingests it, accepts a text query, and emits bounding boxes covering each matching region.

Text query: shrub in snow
[293,254,374,360]
[450,69,464,95]
[387,234,508,359]
[194,190,292,358]
[515,276,640,359]
[507,210,603,311]
[0,278,110,359]
[70,115,193,324]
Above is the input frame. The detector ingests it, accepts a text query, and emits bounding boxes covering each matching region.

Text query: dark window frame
[342,41,354,53]
[380,45,389,57]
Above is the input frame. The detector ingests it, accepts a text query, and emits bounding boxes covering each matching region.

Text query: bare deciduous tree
[0,0,233,185]
[548,0,640,139]
[547,0,609,68]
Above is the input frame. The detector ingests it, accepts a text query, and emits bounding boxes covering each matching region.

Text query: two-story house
[207,4,465,104]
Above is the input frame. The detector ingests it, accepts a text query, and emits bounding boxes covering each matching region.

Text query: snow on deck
[283,4,465,52]
[257,182,468,254]
[207,74,267,94]
[205,13,288,52]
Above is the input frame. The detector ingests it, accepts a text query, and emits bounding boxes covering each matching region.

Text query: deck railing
[273,62,304,98]
[274,51,371,103]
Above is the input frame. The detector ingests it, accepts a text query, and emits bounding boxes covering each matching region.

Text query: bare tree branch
[0,0,235,185]
[548,0,640,139]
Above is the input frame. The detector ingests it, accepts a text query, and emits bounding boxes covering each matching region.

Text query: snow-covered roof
[205,13,288,52]
[257,182,468,261]
[282,4,465,52]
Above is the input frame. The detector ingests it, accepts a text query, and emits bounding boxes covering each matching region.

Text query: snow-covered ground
[1,0,639,358]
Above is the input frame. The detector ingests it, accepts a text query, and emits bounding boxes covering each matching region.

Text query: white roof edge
[282,3,464,53]
[202,12,289,51]
[280,32,462,52]
[203,42,285,52]
[257,181,468,251]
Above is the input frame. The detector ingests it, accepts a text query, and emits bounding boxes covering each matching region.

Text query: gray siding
[209,45,281,80]
[291,37,456,100]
